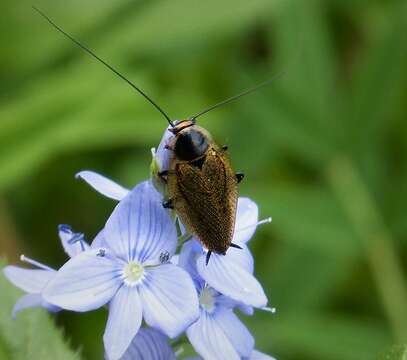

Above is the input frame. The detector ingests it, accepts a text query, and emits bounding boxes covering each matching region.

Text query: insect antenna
[32,6,174,127]
[189,71,285,122]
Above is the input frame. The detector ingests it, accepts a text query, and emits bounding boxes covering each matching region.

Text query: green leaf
[378,345,407,360]
[247,313,391,360]
[0,260,80,360]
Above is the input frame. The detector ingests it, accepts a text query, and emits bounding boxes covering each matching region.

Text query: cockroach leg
[206,251,212,265]
[162,198,174,209]
[235,172,245,183]
[158,170,169,182]
[230,243,242,249]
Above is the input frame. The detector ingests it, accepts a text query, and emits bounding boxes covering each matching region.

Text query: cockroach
[34,7,282,264]
[159,119,243,264]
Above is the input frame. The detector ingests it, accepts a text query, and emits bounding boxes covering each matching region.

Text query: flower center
[123,261,144,286]
[199,287,216,313]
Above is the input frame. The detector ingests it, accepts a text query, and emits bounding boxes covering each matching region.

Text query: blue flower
[154,126,174,170]
[119,327,175,360]
[186,283,255,360]
[185,197,271,309]
[76,170,270,308]
[75,127,174,201]
[249,350,277,360]
[58,224,90,257]
[176,201,276,360]
[186,349,276,360]
[42,181,199,360]
[3,225,86,318]
[177,240,258,360]
[76,170,129,201]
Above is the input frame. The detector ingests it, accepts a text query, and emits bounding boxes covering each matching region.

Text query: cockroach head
[168,119,196,135]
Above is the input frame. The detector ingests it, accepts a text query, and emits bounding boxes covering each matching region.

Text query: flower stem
[328,156,407,342]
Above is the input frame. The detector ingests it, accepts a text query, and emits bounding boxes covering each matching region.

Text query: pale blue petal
[120,328,175,360]
[178,240,204,288]
[12,294,42,318]
[104,181,177,263]
[233,197,258,244]
[186,309,240,360]
[215,294,254,315]
[228,243,254,273]
[76,170,129,201]
[43,249,122,312]
[170,254,179,265]
[238,303,255,316]
[12,294,60,319]
[3,266,55,293]
[139,264,199,338]
[155,127,175,172]
[215,309,254,358]
[91,229,108,249]
[250,350,276,360]
[197,253,267,308]
[104,286,142,360]
[58,224,90,257]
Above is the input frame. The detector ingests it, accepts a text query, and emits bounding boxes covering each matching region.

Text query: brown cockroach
[34,6,281,264]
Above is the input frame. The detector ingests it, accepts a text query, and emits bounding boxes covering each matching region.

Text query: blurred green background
[1,0,407,359]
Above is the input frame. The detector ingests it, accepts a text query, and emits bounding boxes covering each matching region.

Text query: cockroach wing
[170,147,238,254]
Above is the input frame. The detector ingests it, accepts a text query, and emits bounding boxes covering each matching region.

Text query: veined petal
[12,294,60,319]
[186,309,240,360]
[43,249,122,312]
[104,181,177,263]
[250,350,276,360]
[3,266,55,293]
[155,127,175,172]
[178,240,204,288]
[12,294,42,318]
[76,170,129,201]
[228,243,254,273]
[120,328,175,360]
[233,197,258,244]
[197,253,267,308]
[215,309,254,358]
[104,286,142,360]
[58,224,89,258]
[91,229,107,249]
[139,264,199,338]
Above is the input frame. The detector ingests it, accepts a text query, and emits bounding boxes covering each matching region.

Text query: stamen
[159,251,170,264]
[68,232,86,252]
[263,306,277,313]
[67,232,84,244]
[236,217,272,233]
[96,248,106,257]
[20,254,54,271]
[80,239,85,251]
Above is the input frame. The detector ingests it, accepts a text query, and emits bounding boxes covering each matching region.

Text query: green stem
[328,156,407,342]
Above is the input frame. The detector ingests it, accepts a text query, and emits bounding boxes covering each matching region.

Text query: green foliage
[378,345,407,360]
[1,0,406,359]
[0,261,80,360]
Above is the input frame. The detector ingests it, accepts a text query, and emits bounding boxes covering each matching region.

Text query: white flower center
[199,287,216,313]
[123,261,144,286]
